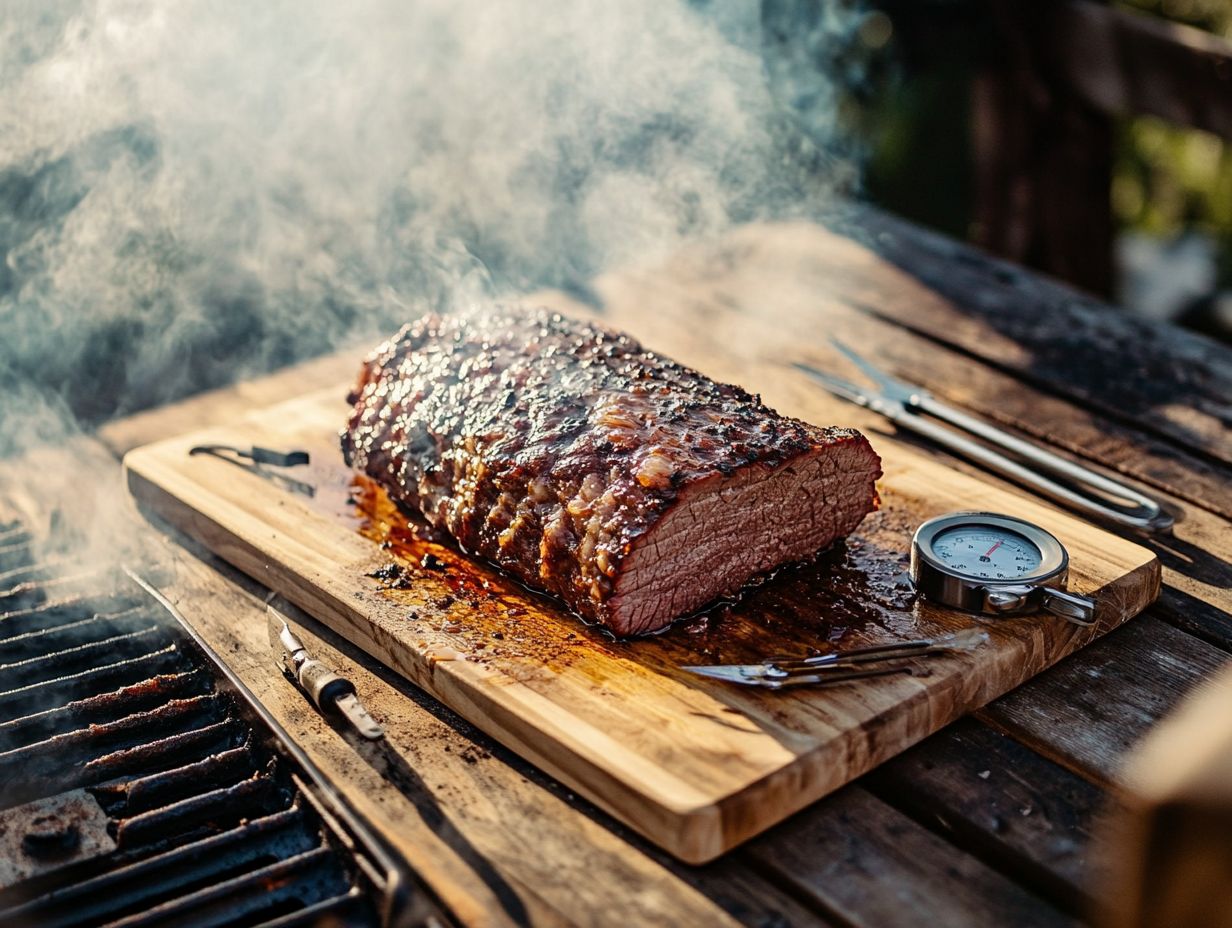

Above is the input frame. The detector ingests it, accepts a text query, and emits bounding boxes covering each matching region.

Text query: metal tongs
[683,628,989,690]
[794,340,1172,533]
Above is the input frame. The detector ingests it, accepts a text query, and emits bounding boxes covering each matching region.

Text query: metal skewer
[268,600,385,740]
[189,444,310,467]
[189,444,316,497]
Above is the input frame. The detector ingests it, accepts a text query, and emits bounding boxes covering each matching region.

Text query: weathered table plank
[980,617,1230,785]
[854,211,1232,465]
[746,786,1077,928]
[867,718,1113,914]
[601,220,1231,520]
[832,319,1231,521]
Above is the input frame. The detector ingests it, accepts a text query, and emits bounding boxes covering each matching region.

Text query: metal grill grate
[0,519,449,928]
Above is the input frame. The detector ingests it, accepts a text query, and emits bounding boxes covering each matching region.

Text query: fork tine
[790,362,870,407]
[826,337,906,391]
[769,629,990,674]
[770,651,925,674]
[763,638,932,668]
[828,339,928,406]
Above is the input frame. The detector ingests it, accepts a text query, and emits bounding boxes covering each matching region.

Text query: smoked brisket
[342,306,882,636]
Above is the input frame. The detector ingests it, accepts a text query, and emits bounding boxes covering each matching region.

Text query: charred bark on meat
[342,305,881,635]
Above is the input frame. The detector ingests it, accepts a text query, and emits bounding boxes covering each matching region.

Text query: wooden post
[971,0,1115,297]
[1103,665,1232,928]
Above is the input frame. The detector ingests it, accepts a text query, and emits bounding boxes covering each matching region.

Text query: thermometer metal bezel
[911,511,1071,616]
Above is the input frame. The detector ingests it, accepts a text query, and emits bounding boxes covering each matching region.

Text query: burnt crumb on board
[459,747,489,765]
[367,562,402,581]
[366,562,413,590]
[442,745,490,765]
[419,553,448,571]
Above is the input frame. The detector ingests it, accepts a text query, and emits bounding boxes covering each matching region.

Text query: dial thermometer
[910,512,1096,626]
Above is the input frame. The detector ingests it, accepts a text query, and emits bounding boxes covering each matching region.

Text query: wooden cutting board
[123,325,1160,864]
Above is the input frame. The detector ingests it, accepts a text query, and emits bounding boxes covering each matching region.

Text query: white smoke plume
[0,0,860,439]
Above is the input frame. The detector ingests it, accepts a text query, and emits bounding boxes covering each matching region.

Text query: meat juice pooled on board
[342,305,882,636]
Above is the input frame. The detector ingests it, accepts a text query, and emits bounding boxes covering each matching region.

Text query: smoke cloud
[1,0,862,435]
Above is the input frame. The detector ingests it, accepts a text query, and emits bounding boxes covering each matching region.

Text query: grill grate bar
[0,609,153,660]
[97,743,259,817]
[0,570,123,612]
[82,717,246,783]
[0,555,75,590]
[0,670,211,750]
[0,625,166,690]
[0,522,30,545]
[0,645,189,722]
[114,770,289,850]
[0,693,226,769]
[0,591,139,627]
[0,808,320,926]
[99,846,347,928]
[2,719,240,809]
[0,539,34,572]
[250,888,368,928]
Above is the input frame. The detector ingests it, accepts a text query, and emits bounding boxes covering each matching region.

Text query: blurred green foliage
[1120,0,1232,39]
[840,3,981,240]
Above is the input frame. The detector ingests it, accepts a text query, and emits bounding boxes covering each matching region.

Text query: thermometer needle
[983,541,1003,558]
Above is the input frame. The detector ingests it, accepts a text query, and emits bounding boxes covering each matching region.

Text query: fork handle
[766,665,913,690]
[898,398,1171,533]
[770,641,934,672]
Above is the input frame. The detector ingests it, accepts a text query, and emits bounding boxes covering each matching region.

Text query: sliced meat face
[612,440,877,636]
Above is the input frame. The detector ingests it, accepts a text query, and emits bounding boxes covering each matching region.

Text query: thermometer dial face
[930,527,1043,581]
[910,511,1090,623]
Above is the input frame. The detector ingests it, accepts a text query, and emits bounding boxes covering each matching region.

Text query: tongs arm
[814,339,1172,533]
[903,395,1171,532]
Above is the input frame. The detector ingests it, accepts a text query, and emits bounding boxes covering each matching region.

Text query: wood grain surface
[123,301,1159,862]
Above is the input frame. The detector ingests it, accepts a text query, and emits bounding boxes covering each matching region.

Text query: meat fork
[794,340,1172,533]
[683,628,989,690]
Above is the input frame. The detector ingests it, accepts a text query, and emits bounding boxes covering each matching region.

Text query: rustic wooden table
[91,210,1232,927]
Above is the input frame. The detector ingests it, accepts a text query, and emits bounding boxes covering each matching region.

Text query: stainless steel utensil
[794,339,1172,532]
[268,600,385,740]
[681,628,988,690]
